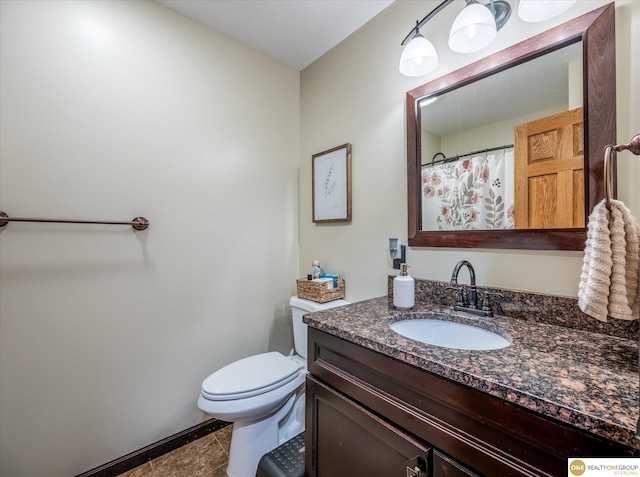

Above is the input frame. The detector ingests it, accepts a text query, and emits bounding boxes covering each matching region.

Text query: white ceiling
[154,0,395,71]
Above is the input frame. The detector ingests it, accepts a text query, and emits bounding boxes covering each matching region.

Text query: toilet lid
[201,352,303,401]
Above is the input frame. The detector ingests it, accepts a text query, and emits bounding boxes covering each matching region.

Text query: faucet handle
[480,292,504,312]
[445,286,466,307]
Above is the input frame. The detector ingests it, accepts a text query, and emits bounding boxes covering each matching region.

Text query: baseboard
[75,418,231,477]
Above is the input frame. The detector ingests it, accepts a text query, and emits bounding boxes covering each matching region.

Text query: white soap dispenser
[393,263,415,309]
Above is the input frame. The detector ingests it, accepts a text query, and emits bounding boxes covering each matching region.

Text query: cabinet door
[433,451,481,477]
[306,376,429,477]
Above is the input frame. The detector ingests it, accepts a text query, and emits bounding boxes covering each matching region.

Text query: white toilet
[197,296,349,477]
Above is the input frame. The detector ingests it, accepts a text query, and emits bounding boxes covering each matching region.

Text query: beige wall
[1,1,638,476]
[0,1,299,476]
[300,0,640,301]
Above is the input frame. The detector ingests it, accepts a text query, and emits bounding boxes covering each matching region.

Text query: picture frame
[312,143,352,223]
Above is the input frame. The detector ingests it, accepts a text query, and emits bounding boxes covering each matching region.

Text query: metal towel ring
[603,134,640,209]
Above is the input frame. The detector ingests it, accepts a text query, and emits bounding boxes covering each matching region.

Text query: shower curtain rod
[0,211,149,231]
[423,143,514,167]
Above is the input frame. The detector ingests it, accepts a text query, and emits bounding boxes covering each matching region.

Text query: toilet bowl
[198,296,349,477]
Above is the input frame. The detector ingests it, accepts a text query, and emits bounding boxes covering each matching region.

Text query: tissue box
[296,278,345,303]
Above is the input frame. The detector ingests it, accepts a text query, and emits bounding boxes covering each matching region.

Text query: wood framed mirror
[407,3,615,250]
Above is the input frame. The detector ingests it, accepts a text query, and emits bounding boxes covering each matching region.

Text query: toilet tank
[289,296,350,359]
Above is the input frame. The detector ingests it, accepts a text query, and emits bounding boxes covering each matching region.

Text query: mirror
[420,42,582,231]
[407,4,616,250]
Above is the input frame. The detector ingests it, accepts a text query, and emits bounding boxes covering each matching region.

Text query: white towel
[578,199,640,321]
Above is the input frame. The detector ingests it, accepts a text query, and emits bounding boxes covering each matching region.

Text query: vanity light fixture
[399,0,576,77]
[449,0,511,53]
[399,22,439,77]
[517,0,577,22]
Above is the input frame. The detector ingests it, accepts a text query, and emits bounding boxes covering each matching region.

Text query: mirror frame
[407,3,616,250]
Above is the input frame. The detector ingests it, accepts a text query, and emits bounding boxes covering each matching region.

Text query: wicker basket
[296,278,345,303]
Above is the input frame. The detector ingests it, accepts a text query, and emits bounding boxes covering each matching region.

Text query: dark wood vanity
[306,329,634,476]
[303,291,639,477]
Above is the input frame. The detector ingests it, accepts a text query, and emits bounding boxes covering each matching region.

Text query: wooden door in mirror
[514,107,585,229]
[407,4,615,250]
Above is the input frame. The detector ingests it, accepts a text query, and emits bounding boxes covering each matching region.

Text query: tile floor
[116,425,232,477]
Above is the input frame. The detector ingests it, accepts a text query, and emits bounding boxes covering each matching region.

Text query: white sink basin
[390,318,511,351]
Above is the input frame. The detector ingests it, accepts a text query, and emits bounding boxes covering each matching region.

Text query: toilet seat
[201,352,303,401]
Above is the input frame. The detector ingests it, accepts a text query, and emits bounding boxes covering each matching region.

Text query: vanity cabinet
[305,328,636,477]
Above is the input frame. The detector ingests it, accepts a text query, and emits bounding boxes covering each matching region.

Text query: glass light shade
[399,34,438,77]
[448,3,497,53]
[518,0,577,22]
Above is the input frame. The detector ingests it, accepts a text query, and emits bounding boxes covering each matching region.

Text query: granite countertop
[303,295,640,449]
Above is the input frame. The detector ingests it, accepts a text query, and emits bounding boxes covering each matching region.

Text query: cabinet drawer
[306,376,429,477]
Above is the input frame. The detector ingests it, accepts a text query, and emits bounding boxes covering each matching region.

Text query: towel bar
[0,211,149,231]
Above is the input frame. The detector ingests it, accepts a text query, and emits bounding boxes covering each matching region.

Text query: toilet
[197,296,349,477]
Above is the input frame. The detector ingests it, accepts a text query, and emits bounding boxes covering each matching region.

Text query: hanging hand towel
[578,199,640,321]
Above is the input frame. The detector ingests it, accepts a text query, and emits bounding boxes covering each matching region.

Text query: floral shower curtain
[421,148,514,230]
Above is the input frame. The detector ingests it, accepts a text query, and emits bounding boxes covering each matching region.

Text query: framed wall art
[312,143,352,223]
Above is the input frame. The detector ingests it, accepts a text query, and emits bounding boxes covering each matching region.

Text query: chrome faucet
[449,260,495,317]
